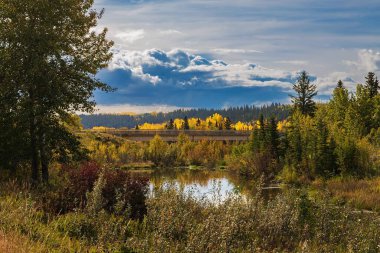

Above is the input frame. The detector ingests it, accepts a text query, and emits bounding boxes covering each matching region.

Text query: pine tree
[314,118,337,177]
[268,117,280,158]
[290,71,318,116]
[365,72,379,98]
[328,80,350,126]
[196,118,201,127]
[224,117,232,130]
[337,80,344,89]
[166,119,174,130]
[183,116,190,130]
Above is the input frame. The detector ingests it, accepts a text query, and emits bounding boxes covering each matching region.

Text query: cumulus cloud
[108,48,304,89]
[315,72,357,95]
[344,49,380,72]
[95,48,314,108]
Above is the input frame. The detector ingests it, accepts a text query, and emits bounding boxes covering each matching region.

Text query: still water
[143,168,280,200]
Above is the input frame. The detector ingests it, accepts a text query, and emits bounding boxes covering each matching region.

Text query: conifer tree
[329,80,350,126]
[337,80,344,89]
[224,117,232,130]
[268,117,280,158]
[183,116,190,130]
[290,71,317,116]
[365,72,379,98]
[166,119,174,130]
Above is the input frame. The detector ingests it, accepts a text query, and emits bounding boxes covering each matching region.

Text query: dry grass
[0,231,34,253]
[313,177,380,211]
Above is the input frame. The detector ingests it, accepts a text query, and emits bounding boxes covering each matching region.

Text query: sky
[92,0,380,113]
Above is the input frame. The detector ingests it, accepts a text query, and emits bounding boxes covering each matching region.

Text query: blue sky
[92,0,380,113]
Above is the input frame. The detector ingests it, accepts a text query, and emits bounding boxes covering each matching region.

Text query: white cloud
[316,72,357,95]
[115,29,145,44]
[344,49,380,72]
[108,48,301,89]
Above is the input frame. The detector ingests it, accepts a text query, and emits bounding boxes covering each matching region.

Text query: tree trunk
[30,116,40,183]
[40,132,49,184]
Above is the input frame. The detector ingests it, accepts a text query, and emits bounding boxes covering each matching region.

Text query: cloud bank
[95,48,314,108]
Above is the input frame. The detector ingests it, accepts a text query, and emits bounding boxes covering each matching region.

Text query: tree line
[80,103,291,129]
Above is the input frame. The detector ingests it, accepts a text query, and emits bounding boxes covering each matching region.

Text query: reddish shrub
[41,162,149,219]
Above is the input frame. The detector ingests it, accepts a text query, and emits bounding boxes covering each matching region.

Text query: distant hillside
[80,103,291,129]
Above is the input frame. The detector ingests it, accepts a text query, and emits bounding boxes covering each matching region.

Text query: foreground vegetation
[1,168,380,252]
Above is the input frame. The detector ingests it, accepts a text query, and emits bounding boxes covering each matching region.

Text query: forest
[0,0,380,252]
[80,103,291,129]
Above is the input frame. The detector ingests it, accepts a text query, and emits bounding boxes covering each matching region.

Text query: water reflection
[145,168,280,200]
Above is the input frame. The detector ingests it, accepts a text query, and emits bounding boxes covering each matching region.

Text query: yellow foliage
[139,123,166,130]
[233,121,253,131]
[174,119,184,129]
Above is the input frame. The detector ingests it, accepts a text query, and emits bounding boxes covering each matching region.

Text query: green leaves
[0,0,113,182]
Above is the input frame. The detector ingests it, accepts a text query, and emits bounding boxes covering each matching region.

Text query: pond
[144,168,280,201]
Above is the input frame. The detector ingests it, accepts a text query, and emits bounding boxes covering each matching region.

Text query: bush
[39,162,149,218]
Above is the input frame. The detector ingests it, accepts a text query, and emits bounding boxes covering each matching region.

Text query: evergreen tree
[290,71,317,116]
[252,114,266,152]
[337,80,344,89]
[135,125,140,130]
[224,117,232,130]
[196,118,201,127]
[183,116,190,130]
[166,119,174,130]
[268,117,280,158]
[314,118,337,177]
[328,80,350,126]
[365,72,379,98]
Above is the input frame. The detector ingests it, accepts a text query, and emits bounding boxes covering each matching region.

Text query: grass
[312,177,380,212]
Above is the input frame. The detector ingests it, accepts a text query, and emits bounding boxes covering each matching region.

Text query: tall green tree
[328,80,350,127]
[365,72,379,98]
[183,116,190,130]
[267,117,280,158]
[290,71,317,116]
[0,0,113,183]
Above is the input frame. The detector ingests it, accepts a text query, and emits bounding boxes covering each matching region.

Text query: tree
[328,80,350,126]
[183,116,190,130]
[166,119,174,130]
[365,72,379,98]
[196,118,201,127]
[290,71,317,116]
[0,0,113,183]
[224,117,232,130]
[314,118,337,177]
[268,117,280,158]
[337,80,344,89]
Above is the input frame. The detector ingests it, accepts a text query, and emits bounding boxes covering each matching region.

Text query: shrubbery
[37,162,149,219]
[128,185,380,252]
